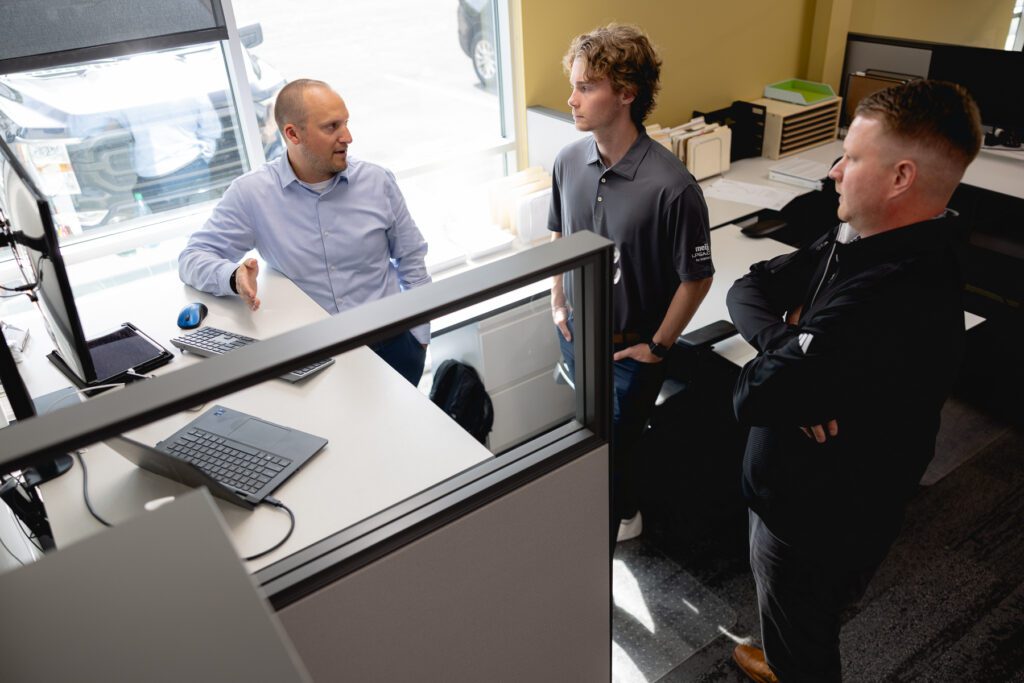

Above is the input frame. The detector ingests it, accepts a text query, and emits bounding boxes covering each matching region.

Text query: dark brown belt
[611,331,644,345]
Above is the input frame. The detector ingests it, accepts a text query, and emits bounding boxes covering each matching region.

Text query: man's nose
[828,158,843,180]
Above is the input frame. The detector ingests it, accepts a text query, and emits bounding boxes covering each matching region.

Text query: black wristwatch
[648,341,670,359]
[229,269,238,294]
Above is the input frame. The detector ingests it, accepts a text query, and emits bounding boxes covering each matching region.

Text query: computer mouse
[177,302,208,330]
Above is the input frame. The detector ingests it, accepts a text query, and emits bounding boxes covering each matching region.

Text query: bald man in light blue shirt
[179,79,430,384]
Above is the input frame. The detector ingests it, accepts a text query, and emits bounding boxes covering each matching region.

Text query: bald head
[274,78,332,133]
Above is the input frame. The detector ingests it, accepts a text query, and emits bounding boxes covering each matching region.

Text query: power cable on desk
[243,496,295,562]
[77,447,293,560]
[0,519,25,566]
[76,451,112,528]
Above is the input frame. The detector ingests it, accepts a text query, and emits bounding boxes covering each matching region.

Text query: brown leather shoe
[733,644,779,683]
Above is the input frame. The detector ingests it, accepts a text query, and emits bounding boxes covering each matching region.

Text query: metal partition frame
[0,232,613,606]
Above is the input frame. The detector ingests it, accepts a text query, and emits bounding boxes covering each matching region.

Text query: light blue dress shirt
[178,154,431,343]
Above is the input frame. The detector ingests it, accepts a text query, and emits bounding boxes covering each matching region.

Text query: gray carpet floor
[643,422,1024,682]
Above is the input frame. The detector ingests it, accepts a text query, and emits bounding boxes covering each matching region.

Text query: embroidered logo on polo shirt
[692,243,711,263]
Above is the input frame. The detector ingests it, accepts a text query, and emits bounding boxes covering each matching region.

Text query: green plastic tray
[764,79,836,105]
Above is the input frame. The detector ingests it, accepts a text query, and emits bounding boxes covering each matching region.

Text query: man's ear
[282,123,302,146]
[891,159,917,198]
[618,86,636,107]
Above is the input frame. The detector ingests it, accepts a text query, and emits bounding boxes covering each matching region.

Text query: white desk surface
[12,267,491,571]
[701,141,841,228]
[681,224,796,366]
[703,138,1024,228]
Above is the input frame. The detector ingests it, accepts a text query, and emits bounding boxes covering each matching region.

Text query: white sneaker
[616,511,643,542]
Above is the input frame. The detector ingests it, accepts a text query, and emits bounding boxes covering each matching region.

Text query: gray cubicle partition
[0,233,616,681]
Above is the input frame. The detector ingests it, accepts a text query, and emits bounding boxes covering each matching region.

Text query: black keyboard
[164,427,292,495]
[170,326,335,382]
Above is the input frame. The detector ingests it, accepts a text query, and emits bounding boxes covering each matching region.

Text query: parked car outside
[0,25,285,238]
[457,0,497,90]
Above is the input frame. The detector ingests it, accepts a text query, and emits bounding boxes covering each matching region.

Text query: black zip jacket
[726,217,965,552]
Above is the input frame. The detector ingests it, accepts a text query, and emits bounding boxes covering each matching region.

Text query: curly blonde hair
[563,24,662,130]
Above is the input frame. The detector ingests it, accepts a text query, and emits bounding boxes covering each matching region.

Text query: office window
[233,0,515,269]
[1007,0,1024,50]
[0,40,280,246]
[2,0,516,286]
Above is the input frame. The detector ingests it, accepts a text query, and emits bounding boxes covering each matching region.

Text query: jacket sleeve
[732,276,883,427]
[726,245,816,354]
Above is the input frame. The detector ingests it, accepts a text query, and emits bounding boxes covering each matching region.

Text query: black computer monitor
[0,138,171,388]
[840,34,1024,136]
[0,137,98,382]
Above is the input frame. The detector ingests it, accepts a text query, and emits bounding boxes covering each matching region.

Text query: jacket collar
[835,212,957,270]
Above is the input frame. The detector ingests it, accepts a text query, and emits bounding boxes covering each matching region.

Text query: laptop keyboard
[165,427,293,495]
[170,326,334,382]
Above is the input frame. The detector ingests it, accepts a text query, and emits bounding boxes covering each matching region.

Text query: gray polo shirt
[548,131,714,337]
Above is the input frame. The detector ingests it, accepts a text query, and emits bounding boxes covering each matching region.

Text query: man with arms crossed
[179,79,431,385]
[727,80,982,682]
[549,25,714,542]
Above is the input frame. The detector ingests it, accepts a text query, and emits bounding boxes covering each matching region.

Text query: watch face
[649,342,668,358]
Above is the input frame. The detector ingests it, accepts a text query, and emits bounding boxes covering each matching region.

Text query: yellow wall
[849,0,1015,49]
[520,0,817,129]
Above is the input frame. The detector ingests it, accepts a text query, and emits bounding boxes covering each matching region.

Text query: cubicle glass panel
[0,233,612,605]
[0,41,265,248]
[428,280,579,455]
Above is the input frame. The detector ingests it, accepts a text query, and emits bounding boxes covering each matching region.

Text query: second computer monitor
[1,138,97,383]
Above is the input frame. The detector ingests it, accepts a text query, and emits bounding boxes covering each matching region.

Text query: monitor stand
[1,327,73,483]
[16,387,78,486]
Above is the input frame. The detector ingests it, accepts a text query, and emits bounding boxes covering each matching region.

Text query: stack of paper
[487,166,551,232]
[768,157,831,191]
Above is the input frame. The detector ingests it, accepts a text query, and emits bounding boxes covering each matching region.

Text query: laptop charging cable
[76,447,295,561]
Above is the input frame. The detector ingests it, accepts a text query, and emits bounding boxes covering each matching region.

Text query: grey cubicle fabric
[0,489,309,682]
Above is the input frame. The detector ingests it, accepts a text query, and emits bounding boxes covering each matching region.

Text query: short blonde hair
[563,24,662,130]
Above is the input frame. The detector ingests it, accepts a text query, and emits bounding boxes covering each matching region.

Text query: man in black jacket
[727,80,982,683]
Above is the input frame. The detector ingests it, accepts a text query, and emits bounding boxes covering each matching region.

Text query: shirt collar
[585,130,653,180]
[273,152,349,190]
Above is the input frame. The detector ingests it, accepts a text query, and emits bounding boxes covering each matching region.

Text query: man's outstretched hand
[235,258,260,311]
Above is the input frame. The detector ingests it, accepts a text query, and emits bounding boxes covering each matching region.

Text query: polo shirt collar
[274,152,349,190]
[585,130,653,180]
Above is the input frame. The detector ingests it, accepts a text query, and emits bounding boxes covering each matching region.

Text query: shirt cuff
[218,261,240,297]
[411,323,430,346]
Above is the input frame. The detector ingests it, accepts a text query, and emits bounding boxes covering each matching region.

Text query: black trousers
[370,330,426,386]
[748,510,885,682]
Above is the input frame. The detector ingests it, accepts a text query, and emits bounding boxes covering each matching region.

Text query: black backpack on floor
[429,359,494,445]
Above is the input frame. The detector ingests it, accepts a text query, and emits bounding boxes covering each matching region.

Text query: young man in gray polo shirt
[549,24,714,542]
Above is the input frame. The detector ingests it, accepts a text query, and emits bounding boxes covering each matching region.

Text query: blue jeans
[557,317,666,520]
[371,330,426,386]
